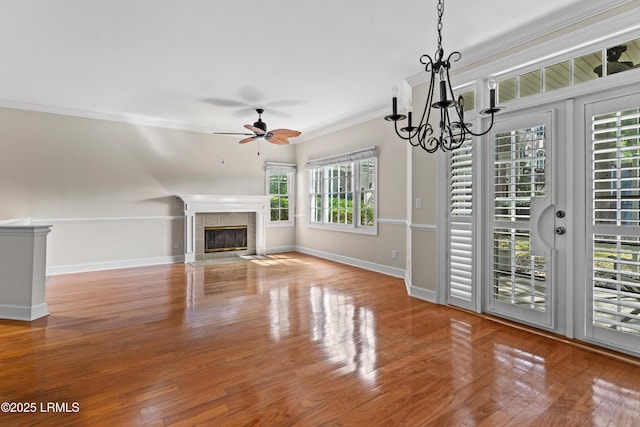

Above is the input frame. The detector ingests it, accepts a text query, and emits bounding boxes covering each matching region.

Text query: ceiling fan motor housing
[253,118,267,132]
[253,108,267,132]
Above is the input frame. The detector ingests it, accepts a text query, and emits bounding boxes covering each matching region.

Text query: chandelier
[385,0,503,153]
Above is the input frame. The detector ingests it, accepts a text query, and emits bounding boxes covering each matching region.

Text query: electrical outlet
[173,241,179,249]
[391,250,398,259]
[415,198,423,209]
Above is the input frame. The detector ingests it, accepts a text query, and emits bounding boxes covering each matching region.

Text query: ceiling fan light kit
[385,0,503,153]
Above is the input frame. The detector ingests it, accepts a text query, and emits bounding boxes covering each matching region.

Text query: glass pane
[493,228,547,312]
[458,90,475,112]
[498,78,516,103]
[593,234,640,335]
[603,40,640,77]
[520,69,541,98]
[544,60,571,92]
[360,192,374,227]
[574,50,602,82]
[494,125,547,222]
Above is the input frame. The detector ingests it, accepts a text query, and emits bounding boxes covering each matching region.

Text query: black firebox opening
[204,226,248,252]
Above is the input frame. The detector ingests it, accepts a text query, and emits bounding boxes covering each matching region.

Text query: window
[266,163,295,226]
[307,147,377,234]
[496,36,640,102]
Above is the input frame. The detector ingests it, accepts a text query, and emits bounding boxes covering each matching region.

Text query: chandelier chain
[436,0,444,52]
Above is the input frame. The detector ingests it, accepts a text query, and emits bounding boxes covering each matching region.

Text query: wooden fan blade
[269,128,302,138]
[244,124,265,135]
[238,136,257,144]
[265,134,290,145]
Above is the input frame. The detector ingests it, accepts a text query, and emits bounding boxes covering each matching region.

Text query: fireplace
[205,225,248,253]
[178,195,270,263]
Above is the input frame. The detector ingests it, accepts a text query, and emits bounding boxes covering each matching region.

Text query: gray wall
[0,107,296,272]
[294,116,407,275]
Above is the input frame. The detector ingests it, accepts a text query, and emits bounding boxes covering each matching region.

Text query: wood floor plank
[1,252,639,426]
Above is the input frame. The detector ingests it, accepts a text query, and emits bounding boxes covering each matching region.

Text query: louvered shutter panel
[591,108,640,335]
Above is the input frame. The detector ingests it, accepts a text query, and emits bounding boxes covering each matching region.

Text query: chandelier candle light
[385,0,503,153]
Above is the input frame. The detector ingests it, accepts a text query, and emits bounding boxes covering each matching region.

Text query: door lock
[556,210,566,219]
[555,226,566,235]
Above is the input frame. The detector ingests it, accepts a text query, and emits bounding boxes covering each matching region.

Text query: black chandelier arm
[443,65,497,138]
[446,51,461,67]
[420,54,435,72]
[423,135,440,153]
[440,108,465,152]
[458,110,497,137]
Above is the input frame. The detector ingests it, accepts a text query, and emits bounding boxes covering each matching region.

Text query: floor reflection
[269,285,290,341]
[309,286,377,385]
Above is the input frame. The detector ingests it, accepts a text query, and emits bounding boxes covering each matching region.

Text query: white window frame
[265,162,296,227]
[306,147,378,235]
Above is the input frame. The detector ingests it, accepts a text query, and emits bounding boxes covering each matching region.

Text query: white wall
[0,107,296,272]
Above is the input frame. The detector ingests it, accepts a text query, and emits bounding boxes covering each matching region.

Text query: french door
[582,93,640,354]
[486,110,561,329]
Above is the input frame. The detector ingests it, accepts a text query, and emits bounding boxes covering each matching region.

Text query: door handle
[530,196,555,257]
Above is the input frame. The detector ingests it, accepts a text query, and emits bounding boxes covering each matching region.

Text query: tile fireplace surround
[177,195,270,263]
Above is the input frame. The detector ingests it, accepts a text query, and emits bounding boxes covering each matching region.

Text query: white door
[486,110,560,329]
[582,93,640,354]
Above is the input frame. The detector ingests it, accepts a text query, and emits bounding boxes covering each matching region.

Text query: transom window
[497,36,640,103]
[307,147,377,234]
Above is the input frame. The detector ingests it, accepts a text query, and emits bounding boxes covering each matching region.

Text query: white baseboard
[404,276,437,303]
[0,303,48,321]
[295,246,405,279]
[46,255,185,276]
[266,245,296,254]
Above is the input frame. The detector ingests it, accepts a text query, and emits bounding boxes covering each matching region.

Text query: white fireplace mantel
[177,195,270,262]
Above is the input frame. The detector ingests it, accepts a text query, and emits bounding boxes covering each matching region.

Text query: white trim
[31,216,182,224]
[409,223,437,232]
[307,223,377,235]
[377,218,407,226]
[295,246,405,279]
[0,303,48,321]
[266,245,296,254]
[0,224,52,236]
[47,255,184,276]
[405,276,437,304]
[0,98,221,134]
[305,146,377,168]
[297,106,390,143]
[264,162,296,169]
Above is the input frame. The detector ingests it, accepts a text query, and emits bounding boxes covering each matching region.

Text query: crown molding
[295,104,390,143]
[0,98,219,134]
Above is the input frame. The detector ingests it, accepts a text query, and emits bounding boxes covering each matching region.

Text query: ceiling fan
[212,108,301,145]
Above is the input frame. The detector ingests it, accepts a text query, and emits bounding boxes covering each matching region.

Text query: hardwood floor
[1,252,639,426]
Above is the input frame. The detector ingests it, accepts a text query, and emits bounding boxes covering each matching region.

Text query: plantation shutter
[591,107,640,335]
[449,139,474,309]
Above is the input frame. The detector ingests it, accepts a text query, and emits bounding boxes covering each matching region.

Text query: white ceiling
[0,0,613,142]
